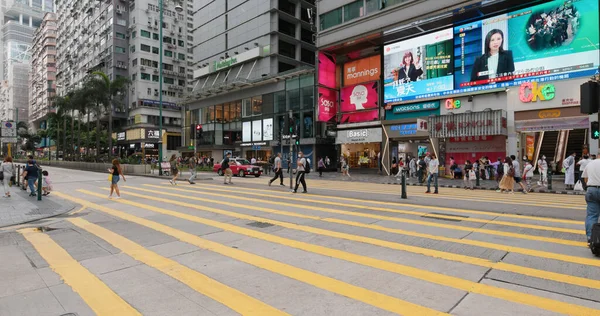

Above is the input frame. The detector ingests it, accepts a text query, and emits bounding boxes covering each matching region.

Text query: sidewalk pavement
[308,171,585,195]
[0,188,76,228]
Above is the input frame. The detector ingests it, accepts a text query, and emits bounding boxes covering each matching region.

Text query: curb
[0,203,77,229]
[380,182,585,195]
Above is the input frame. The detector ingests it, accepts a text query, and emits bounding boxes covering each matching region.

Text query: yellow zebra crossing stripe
[62,190,600,316]
[18,228,141,316]
[67,217,288,316]
[115,187,600,290]
[196,182,584,225]
[55,191,449,316]
[145,184,582,235]
[135,185,586,248]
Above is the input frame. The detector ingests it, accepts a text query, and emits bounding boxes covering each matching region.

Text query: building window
[343,1,364,22]
[278,18,296,37]
[141,44,150,52]
[320,8,342,30]
[132,31,136,38]
[252,96,263,116]
[132,58,137,66]
[278,40,296,59]
[141,73,150,80]
[115,46,126,53]
[164,50,173,57]
[301,48,315,65]
[116,32,126,39]
[152,46,159,54]
[179,66,185,73]
[365,0,381,14]
[152,74,159,82]
[164,63,173,71]
[178,40,184,47]
[164,77,174,84]
[141,30,151,38]
[178,79,185,86]
[130,45,136,53]
[131,73,137,81]
[153,33,159,40]
[178,53,185,60]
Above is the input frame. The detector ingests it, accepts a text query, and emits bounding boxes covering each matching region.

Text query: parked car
[213,158,263,177]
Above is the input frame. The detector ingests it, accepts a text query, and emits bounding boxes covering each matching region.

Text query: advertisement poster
[339,110,379,124]
[526,135,535,160]
[343,55,381,86]
[318,52,337,88]
[340,81,379,112]
[317,87,338,122]
[263,118,273,141]
[252,120,262,141]
[383,28,454,103]
[454,0,599,89]
[242,121,251,142]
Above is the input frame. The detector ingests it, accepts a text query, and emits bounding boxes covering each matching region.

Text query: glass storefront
[341,143,380,168]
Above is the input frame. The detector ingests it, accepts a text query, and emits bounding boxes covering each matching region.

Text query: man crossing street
[292,151,307,193]
[268,153,284,186]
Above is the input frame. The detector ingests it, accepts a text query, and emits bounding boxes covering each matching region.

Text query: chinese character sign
[317,87,338,122]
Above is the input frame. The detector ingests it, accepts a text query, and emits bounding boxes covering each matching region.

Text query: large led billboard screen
[454,0,599,90]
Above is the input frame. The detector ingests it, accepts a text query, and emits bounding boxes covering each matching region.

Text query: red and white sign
[317,87,337,122]
[340,81,379,112]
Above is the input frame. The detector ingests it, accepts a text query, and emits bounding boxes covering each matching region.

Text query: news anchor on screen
[470,29,515,82]
[393,51,423,83]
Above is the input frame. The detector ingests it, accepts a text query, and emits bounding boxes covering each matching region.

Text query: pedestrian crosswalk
[11,177,600,315]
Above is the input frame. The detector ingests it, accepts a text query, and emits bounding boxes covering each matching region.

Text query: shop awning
[515,116,589,132]
[429,110,507,138]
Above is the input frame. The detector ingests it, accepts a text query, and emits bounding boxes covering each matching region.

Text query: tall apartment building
[55,0,194,158]
[0,0,53,123]
[183,0,317,163]
[29,12,57,135]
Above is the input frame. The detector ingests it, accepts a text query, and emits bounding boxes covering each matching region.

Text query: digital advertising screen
[383,28,454,104]
[318,52,337,88]
[317,87,338,122]
[454,0,599,91]
[340,81,379,112]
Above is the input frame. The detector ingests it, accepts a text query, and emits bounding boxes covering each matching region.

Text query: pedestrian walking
[395,157,404,178]
[292,151,307,193]
[325,156,331,168]
[417,156,426,183]
[1,156,15,198]
[318,157,325,177]
[582,158,600,247]
[425,153,439,194]
[108,158,126,199]
[492,157,504,189]
[409,157,417,178]
[577,155,591,191]
[464,160,475,190]
[563,152,576,190]
[511,155,528,194]
[169,154,180,185]
[188,156,197,184]
[22,159,39,197]
[449,156,456,179]
[537,155,548,187]
[498,156,515,193]
[222,152,233,185]
[268,153,284,186]
[523,159,534,192]
[341,158,351,178]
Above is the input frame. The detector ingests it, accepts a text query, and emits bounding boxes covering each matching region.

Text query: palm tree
[50,95,71,160]
[91,71,130,158]
[71,87,91,160]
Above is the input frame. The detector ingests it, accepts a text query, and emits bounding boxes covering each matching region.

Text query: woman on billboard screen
[470,29,515,82]
[393,51,423,83]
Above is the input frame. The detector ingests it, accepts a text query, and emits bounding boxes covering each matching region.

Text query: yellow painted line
[195,182,584,225]
[55,192,446,316]
[240,178,586,208]
[139,186,586,248]
[18,228,140,316]
[67,217,287,316]
[64,190,600,316]
[288,182,586,210]
[146,184,582,235]
[120,187,600,290]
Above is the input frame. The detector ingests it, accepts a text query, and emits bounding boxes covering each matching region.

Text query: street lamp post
[158,0,183,175]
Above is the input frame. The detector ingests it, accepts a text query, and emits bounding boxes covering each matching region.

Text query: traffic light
[288,117,294,134]
[195,124,203,139]
[592,121,599,139]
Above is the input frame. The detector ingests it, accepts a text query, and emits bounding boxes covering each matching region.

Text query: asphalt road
[0,166,597,316]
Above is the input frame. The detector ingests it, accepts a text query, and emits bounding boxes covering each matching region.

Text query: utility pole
[158,0,164,176]
[289,110,293,190]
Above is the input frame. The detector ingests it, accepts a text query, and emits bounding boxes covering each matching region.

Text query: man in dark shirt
[23,160,39,197]
[222,153,233,185]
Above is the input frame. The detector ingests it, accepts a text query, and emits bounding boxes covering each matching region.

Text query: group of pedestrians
[0,155,52,198]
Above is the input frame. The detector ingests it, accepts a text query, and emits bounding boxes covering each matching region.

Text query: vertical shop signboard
[526,135,535,160]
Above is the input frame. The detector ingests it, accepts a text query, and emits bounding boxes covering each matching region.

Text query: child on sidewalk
[42,170,53,196]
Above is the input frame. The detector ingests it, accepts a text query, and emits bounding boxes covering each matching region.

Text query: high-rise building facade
[183,0,317,163]
[29,12,57,132]
[55,0,193,158]
[0,0,53,123]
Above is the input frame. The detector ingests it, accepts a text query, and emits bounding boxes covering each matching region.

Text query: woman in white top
[1,156,15,198]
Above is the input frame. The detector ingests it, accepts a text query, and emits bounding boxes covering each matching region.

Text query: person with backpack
[292,151,308,193]
[581,157,600,254]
